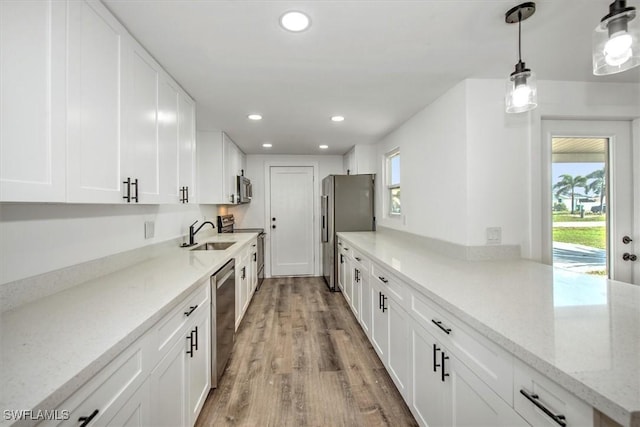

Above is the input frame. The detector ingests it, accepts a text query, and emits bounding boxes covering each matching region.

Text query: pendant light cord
[518,10,522,62]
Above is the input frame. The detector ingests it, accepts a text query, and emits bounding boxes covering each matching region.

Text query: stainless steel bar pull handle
[519,389,567,426]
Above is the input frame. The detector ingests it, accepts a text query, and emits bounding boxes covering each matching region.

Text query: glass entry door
[542,120,634,283]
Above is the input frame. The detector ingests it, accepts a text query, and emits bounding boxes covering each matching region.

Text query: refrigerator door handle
[321,195,329,243]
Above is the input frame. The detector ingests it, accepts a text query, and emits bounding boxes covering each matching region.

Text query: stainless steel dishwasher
[211,259,235,388]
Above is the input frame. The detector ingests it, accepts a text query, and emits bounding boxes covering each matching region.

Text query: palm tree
[553,174,587,214]
[586,168,606,213]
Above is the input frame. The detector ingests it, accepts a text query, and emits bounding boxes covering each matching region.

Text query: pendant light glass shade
[593,1,639,75]
[504,3,537,114]
[505,61,537,113]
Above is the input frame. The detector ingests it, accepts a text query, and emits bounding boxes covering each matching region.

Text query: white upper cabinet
[223,134,239,204]
[343,144,376,175]
[178,93,196,204]
[67,0,128,203]
[0,0,66,202]
[158,77,180,204]
[126,44,161,204]
[5,0,194,204]
[197,131,245,205]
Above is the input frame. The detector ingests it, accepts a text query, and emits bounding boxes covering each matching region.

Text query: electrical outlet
[486,227,501,245]
[144,221,155,239]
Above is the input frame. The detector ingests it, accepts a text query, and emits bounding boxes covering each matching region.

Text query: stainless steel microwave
[237,175,252,204]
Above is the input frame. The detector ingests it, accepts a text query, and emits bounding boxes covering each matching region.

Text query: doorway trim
[540,119,633,282]
[263,160,320,278]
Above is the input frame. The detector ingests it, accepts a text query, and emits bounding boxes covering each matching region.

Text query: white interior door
[542,120,634,283]
[269,166,314,276]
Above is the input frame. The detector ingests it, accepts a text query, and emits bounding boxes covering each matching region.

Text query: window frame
[385,148,401,217]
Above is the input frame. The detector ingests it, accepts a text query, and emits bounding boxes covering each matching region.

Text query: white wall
[229,154,344,277]
[230,154,344,229]
[375,80,469,245]
[372,77,640,258]
[0,203,217,284]
[465,79,531,247]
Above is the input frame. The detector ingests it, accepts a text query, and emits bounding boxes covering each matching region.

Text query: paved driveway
[553,241,606,273]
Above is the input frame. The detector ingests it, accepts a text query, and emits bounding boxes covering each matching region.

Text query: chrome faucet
[188,220,215,246]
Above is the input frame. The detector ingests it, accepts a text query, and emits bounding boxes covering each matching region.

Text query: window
[386,149,401,216]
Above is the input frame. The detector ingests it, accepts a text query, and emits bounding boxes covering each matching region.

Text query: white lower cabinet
[370,277,389,359]
[250,241,258,293]
[235,239,259,330]
[48,280,211,427]
[338,236,603,427]
[343,255,353,306]
[387,297,411,399]
[514,359,592,427]
[359,268,372,337]
[236,255,248,330]
[150,285,211,427]
[150,335,187,427]
[350,264,362,319]
[186,308,211,426]
[102,379,151,427]
[411,321,527,427]
[42,333,152,427]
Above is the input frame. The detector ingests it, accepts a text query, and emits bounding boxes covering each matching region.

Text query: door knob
[623,236,633,244]
[272,225,276,229]
[622,253,637,261]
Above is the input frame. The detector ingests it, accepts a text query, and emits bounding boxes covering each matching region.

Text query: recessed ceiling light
[262,143,272,148]
[319,145,329,149]
[331,115,345,122]
[280,11,311,32]
[248,114,262,120]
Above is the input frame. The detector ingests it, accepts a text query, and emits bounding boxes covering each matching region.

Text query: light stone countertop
[0,232,258,427]
[338,230,640,427]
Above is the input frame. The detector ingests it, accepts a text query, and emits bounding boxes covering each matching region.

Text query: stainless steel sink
[191,241,236,251]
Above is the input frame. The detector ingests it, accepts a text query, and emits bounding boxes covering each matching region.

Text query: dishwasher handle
[215,267,235,289]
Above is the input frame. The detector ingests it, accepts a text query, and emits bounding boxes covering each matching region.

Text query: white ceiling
[103,0,640,155]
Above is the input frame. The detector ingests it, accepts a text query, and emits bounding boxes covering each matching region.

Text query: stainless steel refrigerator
[321,174,375,291]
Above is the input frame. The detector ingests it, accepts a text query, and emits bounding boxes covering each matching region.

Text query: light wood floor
[195,276,418,427]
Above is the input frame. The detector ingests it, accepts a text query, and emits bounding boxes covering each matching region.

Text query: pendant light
[505,2,537,114]
[593,0,639,75]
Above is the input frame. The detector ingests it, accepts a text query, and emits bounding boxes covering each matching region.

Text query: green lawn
[552,214,606,222]
[553,227,606,249]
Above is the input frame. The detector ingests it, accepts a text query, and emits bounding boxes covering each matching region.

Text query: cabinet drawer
[339,240,351,254]
[351,248,370,271]
[410,289,514,404]
[371,263,406,304]
[43,334,152,427]
[153,281,209,363]
[514,360,593,427]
